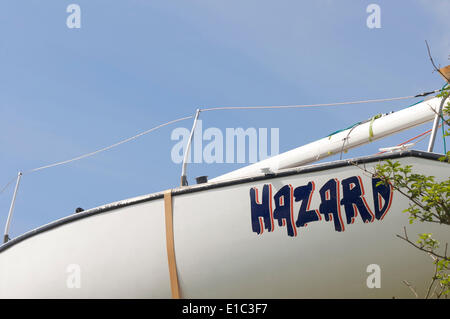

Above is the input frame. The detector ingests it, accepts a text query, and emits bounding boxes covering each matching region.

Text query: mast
[211,96,446,182]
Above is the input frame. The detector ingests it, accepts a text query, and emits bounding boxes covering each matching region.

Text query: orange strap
[164,190,181,299]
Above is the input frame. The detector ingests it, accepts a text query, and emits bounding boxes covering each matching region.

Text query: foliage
[375,160,449,225]
[373,84,450,297]
[374,157,450,298]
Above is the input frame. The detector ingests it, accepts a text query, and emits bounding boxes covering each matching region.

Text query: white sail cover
[211,97,444,182]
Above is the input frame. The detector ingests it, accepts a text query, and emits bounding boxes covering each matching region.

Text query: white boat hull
[0,151,448,298]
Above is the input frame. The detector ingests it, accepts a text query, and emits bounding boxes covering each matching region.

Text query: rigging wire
[26,115,194,174]
[0,88,444,195]
[201,94,427,112]
[0,115,190,195]
[0,177,17,195]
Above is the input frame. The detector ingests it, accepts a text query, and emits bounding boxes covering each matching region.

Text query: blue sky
[0,0,449,238]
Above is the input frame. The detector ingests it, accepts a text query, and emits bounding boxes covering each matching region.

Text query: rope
[339,122,363,160]
[164,189,181,298]
[376,126,440,155]
[327,122,362,138]
[440,83,448,154]
[368,114,385,142]
[442,116,447,153]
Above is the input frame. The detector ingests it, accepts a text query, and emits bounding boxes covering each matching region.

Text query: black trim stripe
[0,150,445,254]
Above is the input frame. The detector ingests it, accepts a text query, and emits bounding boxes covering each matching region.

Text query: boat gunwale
[0,150,445,254]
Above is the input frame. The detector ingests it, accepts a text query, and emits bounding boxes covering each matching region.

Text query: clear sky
[0,0,449,238]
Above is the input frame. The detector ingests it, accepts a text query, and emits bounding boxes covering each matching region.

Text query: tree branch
[425,260,439,299]
[426,40,450,83]
[402,280,419,298]
[396,227,449,261]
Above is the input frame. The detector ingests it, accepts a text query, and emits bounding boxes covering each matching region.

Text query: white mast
[211,96,446,182]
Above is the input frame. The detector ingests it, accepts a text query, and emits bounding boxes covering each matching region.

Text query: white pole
[211,97,444,182]
[427,97,448,152]
[180,109,201,186]
[3,172,23,243]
